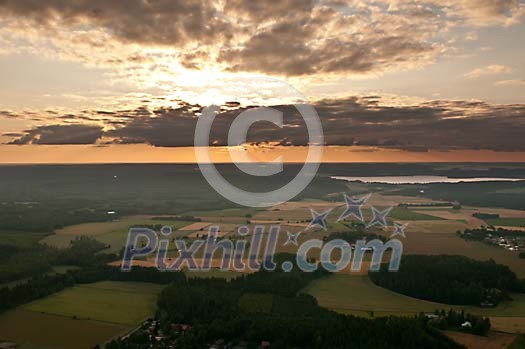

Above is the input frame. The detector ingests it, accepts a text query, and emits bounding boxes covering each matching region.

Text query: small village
[459,226,525,254]
[111,319,272,349]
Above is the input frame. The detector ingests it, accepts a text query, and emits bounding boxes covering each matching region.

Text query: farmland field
[485,217,525,227]
[0,309,126,349]
[386,206,445,221]
[41,216,194,252]
[304,274,440,317]
[22,281,163,325]
[39,215,152,248]
[305,274,525,332]
[444,331,517,349]
[399,229,525,277]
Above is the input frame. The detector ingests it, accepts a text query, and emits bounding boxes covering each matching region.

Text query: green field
[305,274,439,317]
[0,309,125,349]
[22,281,163,325]
[387,206,444,221]
[305,274,525,320]
[486,217,525,227]
[40,217,194,252]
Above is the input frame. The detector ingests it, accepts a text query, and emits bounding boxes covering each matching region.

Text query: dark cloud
[0,0,231,46]
[10,124,104,145]
[217,20,434,75]
[9,97,525,151]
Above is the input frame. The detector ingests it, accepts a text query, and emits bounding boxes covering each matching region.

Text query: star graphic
[337,193,371,222]
[391,222,408,238]
[307,208,332,230]
[284,231,301,246]
[367,207,392,228]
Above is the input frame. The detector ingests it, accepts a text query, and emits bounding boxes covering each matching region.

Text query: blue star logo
[307,208,332,230]
[391,222,408,238]
[284,231,301,246]
[367,207,392,228]
[337,193,371,222]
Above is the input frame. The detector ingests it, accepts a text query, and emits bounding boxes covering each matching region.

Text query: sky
[0,0,524,163]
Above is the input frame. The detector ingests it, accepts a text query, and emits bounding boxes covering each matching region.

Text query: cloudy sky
[0,0,525,162]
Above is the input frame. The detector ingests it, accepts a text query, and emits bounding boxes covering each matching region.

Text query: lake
[330,175,525,184]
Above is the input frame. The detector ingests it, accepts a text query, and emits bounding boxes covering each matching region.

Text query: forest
[369,255,523,305]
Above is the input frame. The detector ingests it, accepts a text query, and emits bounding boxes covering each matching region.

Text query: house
[461,321,472,328]
[424,313,440,319]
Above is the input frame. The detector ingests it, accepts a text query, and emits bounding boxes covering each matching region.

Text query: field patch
[400,230,525,277]
[388,206,444,221]
[305,274,439,317]
[40,215,152,248]
[178,222,211,231]
[22,281,163,325]
[486,218,525,227]
[0,309,125,349]
[41,216,194,252]
[491,317,525,333]
[305,274,525,331]
[444,331,516,349]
